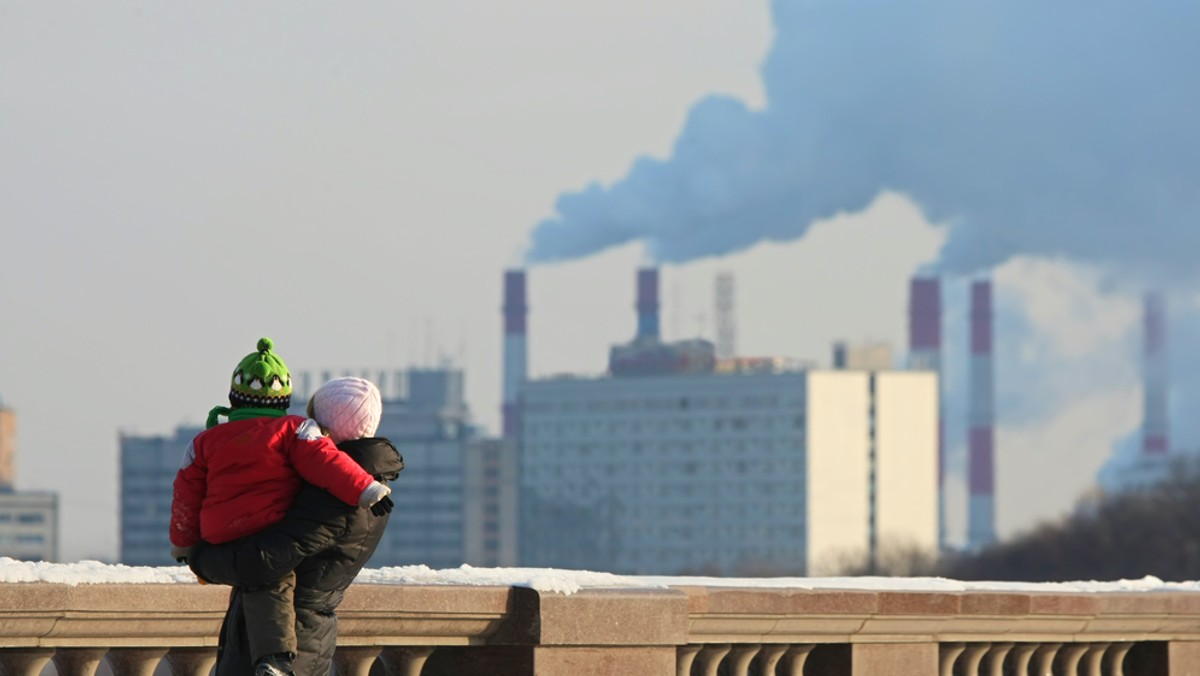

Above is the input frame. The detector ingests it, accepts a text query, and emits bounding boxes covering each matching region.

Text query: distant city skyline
[2,0,1189,564]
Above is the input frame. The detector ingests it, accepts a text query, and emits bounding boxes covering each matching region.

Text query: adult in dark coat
[189,435,404,676]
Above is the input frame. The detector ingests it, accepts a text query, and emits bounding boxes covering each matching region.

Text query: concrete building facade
[519,368,938,576]
[0,491,58,562]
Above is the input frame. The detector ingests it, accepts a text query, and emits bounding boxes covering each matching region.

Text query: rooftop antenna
[715,271,737,359]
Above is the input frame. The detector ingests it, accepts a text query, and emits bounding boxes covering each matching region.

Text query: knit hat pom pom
[257,337,274,353]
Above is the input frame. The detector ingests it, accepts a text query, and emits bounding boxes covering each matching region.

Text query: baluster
[694,644,731,676]
[781,645,813,676]
[165,648,217,676]
[1104,643,1134,676]
[52,648,107,676]
[0,649,55,676]
[333,646,382,676]
[939,643,965,676]
[105,648,168,676]
[676,645,703,676]
[1010,644,1038,675]
[756,645,789,675]
[725,645,760,676]
[379,647,435,676]
[1080,643,1109,676]
[961,644,989,675]
[1031,643,1062,676]
[1059,644,1088,675]
[984,642,1013,676]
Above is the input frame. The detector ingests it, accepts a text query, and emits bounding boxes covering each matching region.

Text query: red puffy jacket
[170,415,375,547]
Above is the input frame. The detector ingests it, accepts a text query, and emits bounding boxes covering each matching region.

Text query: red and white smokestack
[502,269,528,439]
[968,279,997,550]
[907,277,945,548]
[1142,291,1169,456]
[636,267,661,342]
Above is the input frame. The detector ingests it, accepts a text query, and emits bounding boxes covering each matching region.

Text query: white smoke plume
[527,0,1200,280]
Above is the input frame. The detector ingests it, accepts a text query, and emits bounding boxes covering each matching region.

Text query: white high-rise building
[519,368,938,575]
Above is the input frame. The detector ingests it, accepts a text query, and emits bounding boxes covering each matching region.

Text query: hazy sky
[0,1,1170,562]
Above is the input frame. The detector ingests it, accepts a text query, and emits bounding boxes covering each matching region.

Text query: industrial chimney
[967,279,996,550]
[1142,291,1169,456]
[907,277,944,547]
[636,267,661,342]
[502,270,528,439]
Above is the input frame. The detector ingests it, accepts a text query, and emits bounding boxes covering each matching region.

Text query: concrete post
[853,643,938,676]
[1169,642,1200,676]
[532,647,676,676]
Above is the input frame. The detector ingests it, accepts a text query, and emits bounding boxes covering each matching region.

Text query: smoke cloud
[527,0,1200,278]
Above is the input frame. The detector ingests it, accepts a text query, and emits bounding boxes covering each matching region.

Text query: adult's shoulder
[338,437,403,476]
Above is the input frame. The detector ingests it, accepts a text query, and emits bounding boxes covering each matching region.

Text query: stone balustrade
[1,582,1199,675]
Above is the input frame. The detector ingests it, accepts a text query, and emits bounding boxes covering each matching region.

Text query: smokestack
[908,278,942,370]
[968,279,996,550]
[502,269,528,439]
[907,277,944,548]
[1142,291,1169,456]
[636,267,661,342]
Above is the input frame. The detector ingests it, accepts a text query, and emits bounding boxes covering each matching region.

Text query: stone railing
[1,582,1199,675]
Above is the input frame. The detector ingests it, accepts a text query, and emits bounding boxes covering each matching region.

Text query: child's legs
[241,571,298,660]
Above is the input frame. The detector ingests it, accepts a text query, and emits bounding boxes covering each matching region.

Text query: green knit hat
[228,337,292,410]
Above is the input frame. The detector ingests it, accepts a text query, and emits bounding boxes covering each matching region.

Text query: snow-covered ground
[3,558,1200,596]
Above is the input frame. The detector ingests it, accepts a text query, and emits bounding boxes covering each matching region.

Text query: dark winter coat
[189,437,404,676]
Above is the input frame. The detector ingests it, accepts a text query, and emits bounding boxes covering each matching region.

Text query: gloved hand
[370,495,394,517]
[170,544,195,564]
[358,480,392,510]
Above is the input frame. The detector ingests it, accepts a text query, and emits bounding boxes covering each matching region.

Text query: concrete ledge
[2,583,1200,650]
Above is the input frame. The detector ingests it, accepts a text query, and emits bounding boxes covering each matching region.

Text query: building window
[17,513,45,524]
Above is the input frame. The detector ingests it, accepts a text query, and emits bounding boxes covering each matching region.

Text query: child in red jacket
[169,337,391,676]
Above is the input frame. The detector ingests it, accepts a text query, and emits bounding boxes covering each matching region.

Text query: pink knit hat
[311,377,382,443]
